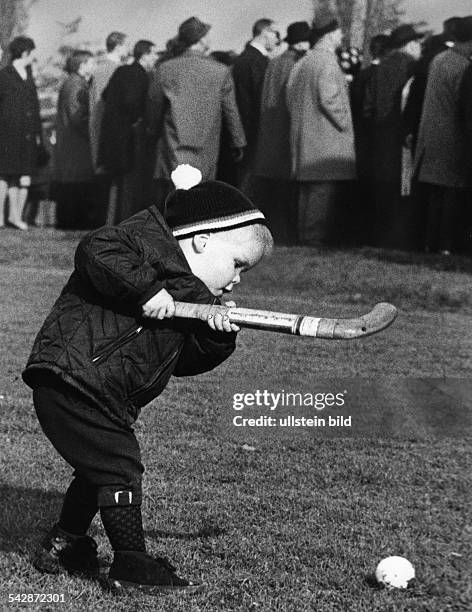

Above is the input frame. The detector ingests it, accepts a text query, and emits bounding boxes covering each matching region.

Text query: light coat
[147,50,246,181]
[414,45,472,188]
[286,39,356,181]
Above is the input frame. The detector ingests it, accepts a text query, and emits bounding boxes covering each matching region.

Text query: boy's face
[181,228,264,297]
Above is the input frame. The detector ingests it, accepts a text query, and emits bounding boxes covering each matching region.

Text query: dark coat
[232,44,269,149]
[55,73,94,183]
[147,50,245,181]
[99,62,149,176]
[22,207,236,427]
[363,50,417,183]
[286,40,356,181]
[414,45,472,188]
[459,61,472,183]
[254,48,299,179]
[0,65,42,176]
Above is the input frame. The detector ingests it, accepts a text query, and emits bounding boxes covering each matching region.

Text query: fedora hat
[177,16,211,47]
[284,21,311,45]
[389,24,423,49]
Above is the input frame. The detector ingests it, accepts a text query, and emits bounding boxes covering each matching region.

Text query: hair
[65,49,93,74]
[252,18,274,38]
[8,36,35,61]
[106,31,127,52]
[133,39,155,60]
[369,34,390,59]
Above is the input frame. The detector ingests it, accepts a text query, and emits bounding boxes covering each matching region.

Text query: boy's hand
[142,288,175,319]
[207,301,240,333]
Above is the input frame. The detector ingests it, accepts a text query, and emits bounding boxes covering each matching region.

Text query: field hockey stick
[173,302,397,339]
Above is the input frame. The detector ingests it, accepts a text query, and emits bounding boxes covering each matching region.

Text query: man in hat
[286,7,356,247]
[414,16,472,254]
[232,18,280,194]
[147,16,245,200]
[253,21,311,244]
[363,23,423,248]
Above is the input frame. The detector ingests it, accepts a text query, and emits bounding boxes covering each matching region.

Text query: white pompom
[171,164,202,190]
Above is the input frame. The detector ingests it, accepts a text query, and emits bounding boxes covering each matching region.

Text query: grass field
[0,228,471,611]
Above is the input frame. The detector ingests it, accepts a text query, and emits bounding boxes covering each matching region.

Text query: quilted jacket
[22,206,236,426]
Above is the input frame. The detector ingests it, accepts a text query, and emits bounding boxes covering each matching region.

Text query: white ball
[375,556,415,589]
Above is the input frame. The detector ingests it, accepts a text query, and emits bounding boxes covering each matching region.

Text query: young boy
[22,166,273,593]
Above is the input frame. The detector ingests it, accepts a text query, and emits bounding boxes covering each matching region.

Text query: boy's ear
[192,233,211,253]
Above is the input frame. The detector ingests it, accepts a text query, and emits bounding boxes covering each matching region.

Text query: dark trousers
[252,177,299,245]
[55,182,97,230]
[424,184,461,252]
[33,378,143,507]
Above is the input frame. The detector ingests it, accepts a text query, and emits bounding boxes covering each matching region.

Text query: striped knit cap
[165,165,266,239]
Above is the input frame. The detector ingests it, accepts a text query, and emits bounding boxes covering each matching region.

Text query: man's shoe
[105,550,203,594]
[33,524,100,578]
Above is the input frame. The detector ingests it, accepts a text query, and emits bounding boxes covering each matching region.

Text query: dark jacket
[98,62,149,176]
[363,50,417,183]
[232,44,269,149]
[55,73,94,183]
[459,61,472,184]
[254,48,300,179]
[22,207,236,427]
[0,65,42,175]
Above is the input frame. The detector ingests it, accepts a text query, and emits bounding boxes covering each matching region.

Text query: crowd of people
[0,7,471,254]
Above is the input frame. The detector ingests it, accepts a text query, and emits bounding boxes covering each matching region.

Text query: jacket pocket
[128,345,181,406]
[92,325,143,365]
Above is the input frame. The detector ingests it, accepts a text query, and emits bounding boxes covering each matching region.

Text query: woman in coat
[55,50,95,230]
[0,37,42,230]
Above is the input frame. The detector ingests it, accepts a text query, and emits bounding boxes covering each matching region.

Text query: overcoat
[0,65,42,176]
[458,61,472,183]
[99,62,149,176]
[414,45,472,188]
[232,44,268,149]
[363,50,416,183]
[89,58,119,170]
[286,39,356,181]
[55,73,94,184]
[254,48,299,179]
[147,50,245,181]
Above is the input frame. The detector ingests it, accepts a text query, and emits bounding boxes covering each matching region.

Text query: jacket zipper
[128,346,181,400]
[92,325,143,365]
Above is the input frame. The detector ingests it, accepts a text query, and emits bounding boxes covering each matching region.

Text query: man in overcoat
[0,36,42,230]
[99,40,157,224]
[363,24,422,247]
[286,8,356,246]
[414,16,472,254]
[254,21,311,243]
[147,17,245,192]
[232,18,279,194]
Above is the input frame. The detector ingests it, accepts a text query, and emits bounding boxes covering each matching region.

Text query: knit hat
[165,165,266,239]
[177,16,211,47]
[284,21,311,45]
[312,1,339,41]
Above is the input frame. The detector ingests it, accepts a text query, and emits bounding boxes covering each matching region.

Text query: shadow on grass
[147,524,226,541]
[359,247,472,274]
[0,485,62,555]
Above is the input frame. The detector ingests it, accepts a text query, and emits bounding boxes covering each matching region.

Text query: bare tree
[312,0,405,55]
[0,0,38,52]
